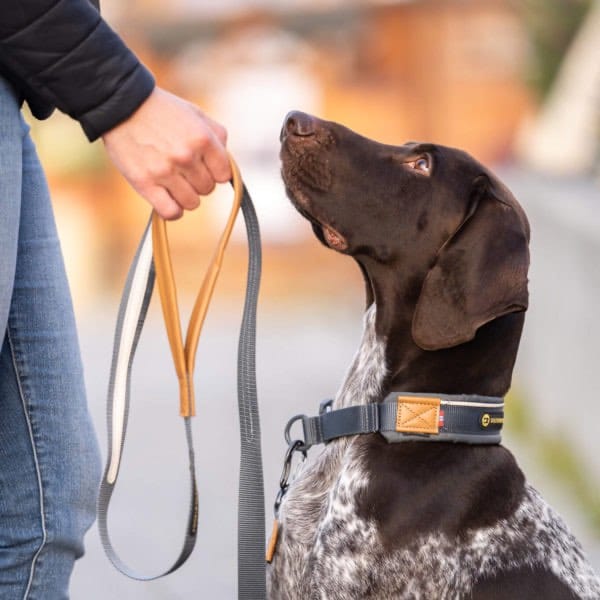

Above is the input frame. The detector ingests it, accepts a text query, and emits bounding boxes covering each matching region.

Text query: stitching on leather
[396,397,440,434]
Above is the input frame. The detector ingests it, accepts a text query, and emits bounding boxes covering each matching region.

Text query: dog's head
[280,111,530,352]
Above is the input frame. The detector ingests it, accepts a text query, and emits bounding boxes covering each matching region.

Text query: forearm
[0,0,154,140]
[0,0,232,219]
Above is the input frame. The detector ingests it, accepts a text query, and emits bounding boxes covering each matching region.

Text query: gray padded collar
[292,392,504,449]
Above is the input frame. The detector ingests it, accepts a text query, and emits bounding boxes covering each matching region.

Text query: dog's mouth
[280,111,348,252]
[321,223,347,251]
[282,181,349,252]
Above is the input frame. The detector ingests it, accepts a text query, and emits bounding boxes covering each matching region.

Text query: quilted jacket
[0,0,155,141]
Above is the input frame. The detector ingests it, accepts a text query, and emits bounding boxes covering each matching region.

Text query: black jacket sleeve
[0,0,155,140]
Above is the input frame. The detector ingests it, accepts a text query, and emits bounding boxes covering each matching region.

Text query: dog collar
[267,392,505,563]
[286,392,505,450]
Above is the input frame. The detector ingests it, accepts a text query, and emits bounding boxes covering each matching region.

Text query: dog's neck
[334,304,387,409]
[335,269,525,408]
[385,309,525,399]
[379,281,524,399]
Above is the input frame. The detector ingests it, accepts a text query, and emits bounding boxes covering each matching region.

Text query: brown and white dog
[268,111,600,599]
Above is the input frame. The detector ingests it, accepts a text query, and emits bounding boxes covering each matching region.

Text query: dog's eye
[406,155,431,175]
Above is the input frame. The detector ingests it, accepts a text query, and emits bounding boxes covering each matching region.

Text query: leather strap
[98,156,267,597]
[151,158,243,417]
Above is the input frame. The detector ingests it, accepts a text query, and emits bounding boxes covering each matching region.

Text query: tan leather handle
[152,155,244,417]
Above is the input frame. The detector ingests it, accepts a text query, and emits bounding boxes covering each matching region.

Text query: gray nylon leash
[237,191,266,599]
[97,184,266,597]
[97,218,199,580]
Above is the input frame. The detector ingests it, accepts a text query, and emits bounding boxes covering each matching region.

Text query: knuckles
[128,124,229,201]
[172,134,208,166]
[172,146,197,167]
[151,163,174,182]
[212,123,228,146]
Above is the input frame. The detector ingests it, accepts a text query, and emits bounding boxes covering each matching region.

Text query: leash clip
[273,439,306,517]
[268,437,305,565]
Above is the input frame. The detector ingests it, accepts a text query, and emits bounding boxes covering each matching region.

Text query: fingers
[101,87,233,218]
[143,185,184,221]
[199,115,232,183]
[167,137,219,199]
[164,172,201,211]
[201,138,231,185]
[140,169,206,220]
[177,111,231,186]
[181,160,216,199]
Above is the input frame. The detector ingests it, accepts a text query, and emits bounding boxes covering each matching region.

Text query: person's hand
[102,87,232,220]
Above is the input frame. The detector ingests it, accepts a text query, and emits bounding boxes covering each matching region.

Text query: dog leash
[97,156,267,598]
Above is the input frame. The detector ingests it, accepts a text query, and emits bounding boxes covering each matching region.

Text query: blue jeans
[0,77,101,599]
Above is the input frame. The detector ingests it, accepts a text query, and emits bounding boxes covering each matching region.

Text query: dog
[268,111,600,599]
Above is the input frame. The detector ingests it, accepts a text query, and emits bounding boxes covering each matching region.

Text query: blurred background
[26,0,600,597]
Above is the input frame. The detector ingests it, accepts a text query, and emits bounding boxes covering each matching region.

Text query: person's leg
[0,76,30,598]
[0,79,22,336]
[0,80,101,599]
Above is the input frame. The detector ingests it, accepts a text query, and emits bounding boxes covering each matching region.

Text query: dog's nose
[281,111,316,141]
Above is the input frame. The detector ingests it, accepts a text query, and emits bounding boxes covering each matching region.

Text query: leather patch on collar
[396,396,441,434]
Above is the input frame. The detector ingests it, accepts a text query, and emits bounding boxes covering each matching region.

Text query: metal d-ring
[284,414,307,450]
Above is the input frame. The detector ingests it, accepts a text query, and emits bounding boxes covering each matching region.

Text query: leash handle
[151,156,244,417]
[97,217,197,581]
[98,156,266,593]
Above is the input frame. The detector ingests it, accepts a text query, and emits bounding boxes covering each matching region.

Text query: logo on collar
[480,412,504,428]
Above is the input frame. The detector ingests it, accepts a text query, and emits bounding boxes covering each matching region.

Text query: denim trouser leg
[0,78,101,599]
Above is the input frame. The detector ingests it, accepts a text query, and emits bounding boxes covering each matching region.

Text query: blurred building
[130,0,533,161]
[30,0,536,307]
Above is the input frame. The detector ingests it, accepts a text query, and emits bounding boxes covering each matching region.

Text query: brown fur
[268,111,599,599]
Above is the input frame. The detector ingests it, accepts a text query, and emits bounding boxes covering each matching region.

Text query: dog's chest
[270,467,600,600]
[266,306,600,600]
[267,305,387,598]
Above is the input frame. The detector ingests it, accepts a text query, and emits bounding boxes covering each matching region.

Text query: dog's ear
[412,174,530,351]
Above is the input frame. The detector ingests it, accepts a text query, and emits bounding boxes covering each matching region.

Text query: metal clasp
[273,439,307,517]
[319,398,333,415]
[284,414,309,452]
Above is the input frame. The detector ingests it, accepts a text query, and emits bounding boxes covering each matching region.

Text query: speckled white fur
[308,482,600,599]
[268,305,385,598]
[267,304,600,599]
